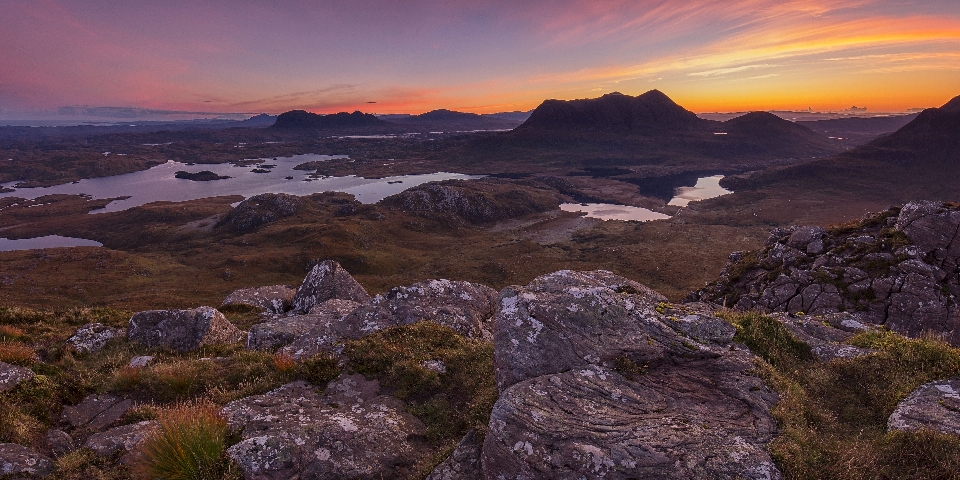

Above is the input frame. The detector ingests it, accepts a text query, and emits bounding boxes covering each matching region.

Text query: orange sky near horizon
[1,0,959,118]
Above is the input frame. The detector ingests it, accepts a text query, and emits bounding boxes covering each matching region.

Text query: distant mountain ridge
[515,90,705,134]
[389,109,522,130]
[272,110,393,131]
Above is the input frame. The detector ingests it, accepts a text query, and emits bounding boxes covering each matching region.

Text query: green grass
[131,402,239,480]
[719,311,960,479]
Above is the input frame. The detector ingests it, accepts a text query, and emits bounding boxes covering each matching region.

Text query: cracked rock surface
[127,306,244,352]
[888,377,960,435]
[222,285,296,314]
[290,260,371,314]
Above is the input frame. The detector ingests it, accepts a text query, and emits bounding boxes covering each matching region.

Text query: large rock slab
[0,362,33,392]
[221,376,430,479]
[248,299,360,352]
[888,377,960,435]
[769,312,876,360]
[344,279,498,339]
[61,394,133,432]
[84,421,157,457]
[0,444,52,478]
[66,323,123,354]
[425,430,482,480]
[127,306,244,352]
[290,260,371,314]
[217,193,302,233]
[222,285,296,314]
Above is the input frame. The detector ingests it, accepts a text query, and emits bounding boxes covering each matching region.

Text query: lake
[561,175,733,221]
[0,154,479,213]
[0,235,103,252]
[667,175,732,207]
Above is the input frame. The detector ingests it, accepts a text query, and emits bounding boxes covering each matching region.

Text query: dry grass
[131,401,238,480]
[0,341,37,365]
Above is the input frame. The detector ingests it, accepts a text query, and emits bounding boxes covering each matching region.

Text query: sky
[2,0,959,119]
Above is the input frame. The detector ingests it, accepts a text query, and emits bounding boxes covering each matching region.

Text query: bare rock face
[425,430,482,480]
[66,323,123,354]
[221,375,430,480]
[483,270,781,480]
[694,202,960,346]
[0,362,33,392]
[84,421,157,457]
[275,299,362,358]
[222,285,296,314]
[768,312,876,360]
[291,260,371,314]
[888,378,960,435]
[43,430,74,458]
[61,394,133,432]
[344,279,498,339]
[217,193,302,233]
[127,306,244,352]
[0,443,53,478]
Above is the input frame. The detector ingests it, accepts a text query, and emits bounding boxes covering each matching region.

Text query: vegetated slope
[389,109,522,131]
[724,94,960,202]
[463,90,845,169]
[271,110,399,132]
[797,113,919,148]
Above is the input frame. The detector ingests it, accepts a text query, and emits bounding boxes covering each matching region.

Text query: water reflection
[668,175,731,206]
[560,203,670,222]
[0,235,102,252]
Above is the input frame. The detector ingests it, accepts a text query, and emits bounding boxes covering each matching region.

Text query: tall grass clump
[132,402,233,480]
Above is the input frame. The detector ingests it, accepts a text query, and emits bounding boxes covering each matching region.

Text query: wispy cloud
[688,64,780,77]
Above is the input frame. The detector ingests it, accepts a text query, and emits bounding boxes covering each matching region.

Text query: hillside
[389,109,522,131]
[797,114,918,148]
[271,110,398,132]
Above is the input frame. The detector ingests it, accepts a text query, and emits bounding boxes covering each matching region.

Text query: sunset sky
[2,0,959,119]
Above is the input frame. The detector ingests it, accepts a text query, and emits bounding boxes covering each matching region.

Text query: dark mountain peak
[939,95,960,113]
[724,111,782,124]
[272,110,388,130]
[722,111,819,137]
[415,109,481,120]
[517,90,704,134]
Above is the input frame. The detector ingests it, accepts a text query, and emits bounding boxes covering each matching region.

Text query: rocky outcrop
[61,394,133,432]
[66,323,123,354]
[888,378,960,435]
[290,260,371,314]
[221,375,430,480]
[248,300,359,352]
[694,202,960,345]
[42,430,73,458]
[222,285,295,314]
[768,312,876,360]
[127,306,244,352]
[84,421,157,458]
[0,362,33,392]
[344,279,498,339]
[425,430,482,480]
[0,443,52,477]
[217,193,302,233]
[483,270,782,479]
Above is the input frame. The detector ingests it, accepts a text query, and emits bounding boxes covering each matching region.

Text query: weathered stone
[0,362,33,392]
[61,394,133,431]
[0,444,52,477]
[127,306,244,352]
[290,260,371,314]
[218,193,302,233]
[343,279,498,340]
[769,313,875,360]
[421,359,447,374]
[222,285,296,314]
[84,421,157,456]
[66,323,123,354]
[221,376,429,480]
[128,356,154,368]
[273,299,361,359]
[43,430,74,458]
[426,430,482,480]
[888,378,960,435]
[788,226,826,252]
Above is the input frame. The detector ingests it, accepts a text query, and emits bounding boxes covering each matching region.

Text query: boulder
[888,378,960,435]
[425,430,482,480]
[768,312,876,360]
[343,279,498,339]
[127,306,244,352]
[84,421,157,457]
[274,300,361,358]
[222,285,296,314]
[128,356,154,369]
[221,376,430,480]
[484,270,781,479]
[61,394,133,432]
[66,323,123,354]
[217,193,302,233]
[290,260,371,314]
[0,444,52,478]
[42,430,73,458]
[0,362,33,392]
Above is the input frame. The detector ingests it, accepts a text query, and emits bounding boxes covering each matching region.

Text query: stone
[248,300,359,352]
[84,421,157,457]
[217,193,302,233]
[222,285,296,314]
[0,444,53,477]
[888,378,960,435]
[343,279,498,340]
[290,260,371,314]
[769,313,875,360]
[128,356,154,368]
[0,362,33,392]
[43,430,74,458]
[221,376,430,480]
[61,394,133,431]
[788,226,826,251]
[426,430,482,480]
[66,323,123,354]
[421,359,447,374]
[127,306,244,352]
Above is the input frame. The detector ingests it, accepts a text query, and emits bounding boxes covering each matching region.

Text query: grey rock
[128,355,154,368]
[43,430,73,458]
[788,226,826,252]
[221,376,429,480]
[84,421,157,456]
[218,193,302,233]
[0,443,52,477]
[275,299,361,359]
[290,260,371,314]
[343,279,498,340]
[0,362,33,392]
[421,359,447,374]
[222,285,296,314]
[127,306,244,352]
[769,313,876,360]
[66,323,123,354]
[426,430,482,480]
[61,394,133,431]
[888,378,960,435]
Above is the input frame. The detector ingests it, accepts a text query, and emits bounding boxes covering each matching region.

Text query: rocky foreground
[1,203,960,478]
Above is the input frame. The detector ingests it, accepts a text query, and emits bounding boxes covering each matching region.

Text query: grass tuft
[131,402,237,480]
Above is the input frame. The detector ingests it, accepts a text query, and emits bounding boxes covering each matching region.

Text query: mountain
[514,90,705,134]
[797,114,919,148]
[390,109,522,130]
[271,110,395,131]
[237,113,277,128]
[717,111,842,158]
